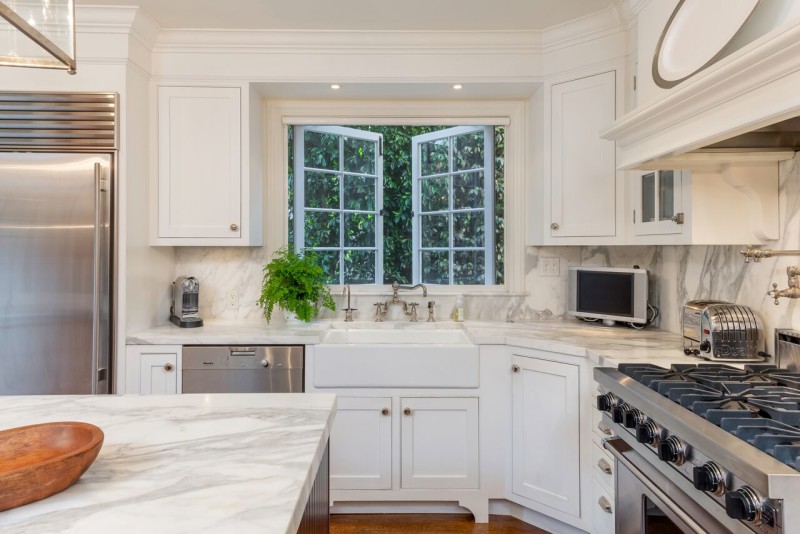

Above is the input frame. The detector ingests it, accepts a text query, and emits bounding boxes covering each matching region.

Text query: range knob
[624,408,646,429]
[596,393,616,412]
[657,436,687,465]
[700,340,712,353]
[635,419,661,446]
[725,486,762,523]
[693,462,725,496]
[612,402,631,424]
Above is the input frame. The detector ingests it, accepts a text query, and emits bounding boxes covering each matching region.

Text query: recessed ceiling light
[330,84,341,90]
[452,84,463,90]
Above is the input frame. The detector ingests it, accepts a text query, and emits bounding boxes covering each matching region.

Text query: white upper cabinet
[534,70,621,245]
[153,85,263,246]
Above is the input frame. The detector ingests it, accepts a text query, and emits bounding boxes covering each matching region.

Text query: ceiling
[74,0,615,31]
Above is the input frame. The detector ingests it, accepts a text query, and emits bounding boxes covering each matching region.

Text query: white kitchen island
[0,393,336,534]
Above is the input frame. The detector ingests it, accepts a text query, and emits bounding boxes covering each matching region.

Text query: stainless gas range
[594,363,800,533]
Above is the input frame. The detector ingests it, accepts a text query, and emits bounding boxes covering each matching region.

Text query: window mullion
[484,126,495,285]
[294,126,305,252]
[339,134,345,285]
[448,135,454,285]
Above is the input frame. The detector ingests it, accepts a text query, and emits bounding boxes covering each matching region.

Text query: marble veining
[0,394,336,534]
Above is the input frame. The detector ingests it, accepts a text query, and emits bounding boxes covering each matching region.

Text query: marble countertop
[128,319,698,367]
[0,393,336,534]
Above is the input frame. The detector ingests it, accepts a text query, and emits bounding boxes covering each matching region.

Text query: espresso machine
[170,276,204,328]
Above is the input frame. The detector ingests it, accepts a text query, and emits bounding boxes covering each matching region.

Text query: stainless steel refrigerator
[0,93,116,394]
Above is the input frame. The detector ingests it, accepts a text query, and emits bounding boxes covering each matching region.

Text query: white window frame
[266,100,525,295]
[411,126,495,285]
[294,125,384,284]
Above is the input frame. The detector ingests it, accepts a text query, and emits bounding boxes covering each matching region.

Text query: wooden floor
[330,514,549,533]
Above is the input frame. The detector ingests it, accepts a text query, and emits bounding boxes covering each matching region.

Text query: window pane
[304,130,339,170]
[420,176,448,212]
[454,250,485,285]
[305,211,340,247]
[659,170,675,221]
[344,137,376,175]
[454,130,484,171]
[344,249,376,284]
[421,250,449,284]
[641,172,655,223]
[343,175,375,211]
[344,212,375,247]
[421,214,449,247]
[315,250,341,284]
[453,211,484,247]
[420,138,449,176]
[305,172,339,209]
[453,171,484,209]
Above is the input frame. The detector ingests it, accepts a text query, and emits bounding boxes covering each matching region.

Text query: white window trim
[294,125,384,284]
[265,100,526,295]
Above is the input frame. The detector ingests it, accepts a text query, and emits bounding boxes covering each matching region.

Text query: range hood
[601,15,800,171]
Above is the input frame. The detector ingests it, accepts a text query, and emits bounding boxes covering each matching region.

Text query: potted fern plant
[257,247,336,323]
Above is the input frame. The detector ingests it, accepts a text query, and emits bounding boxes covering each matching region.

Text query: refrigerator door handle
[93,161,110,394]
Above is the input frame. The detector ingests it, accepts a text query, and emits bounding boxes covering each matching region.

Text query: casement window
[291,124,503,286]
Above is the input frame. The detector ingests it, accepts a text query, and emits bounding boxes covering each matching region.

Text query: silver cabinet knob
[403,407,412,416]
[598,458,612,475]
[598,496,612,514]
[598,421,613,436]
[163,363,174,372]
[381,408,390,416]
[261,359,269,368]
[230,223,239,231]
[551,222,559,230]
[511,364,520,373]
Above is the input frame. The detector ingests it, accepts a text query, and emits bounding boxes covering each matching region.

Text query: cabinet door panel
[512,356,580,516]
[330,397,392,490]
[551,71,616,237]
[158,86,241,239]
[401,397,479,489]
[634,169,684,236]
[140,353,178,395]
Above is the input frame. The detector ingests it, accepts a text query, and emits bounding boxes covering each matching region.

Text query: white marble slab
[127,321,325,345]
[0,393,336,534]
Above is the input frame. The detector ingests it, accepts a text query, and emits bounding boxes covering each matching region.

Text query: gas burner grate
[721,418,800,469]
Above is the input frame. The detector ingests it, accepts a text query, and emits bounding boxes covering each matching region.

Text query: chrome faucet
[342,285,357,322]
[376,281,428,322]
[768,266,800,305]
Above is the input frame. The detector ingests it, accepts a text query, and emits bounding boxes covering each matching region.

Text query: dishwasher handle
[230,348,257,357]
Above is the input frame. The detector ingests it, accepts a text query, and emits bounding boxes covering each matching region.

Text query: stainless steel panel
[0,153,112,394]
[181,346,304,394]
[776,330,800,372]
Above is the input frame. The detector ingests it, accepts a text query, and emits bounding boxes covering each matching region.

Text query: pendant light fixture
[0,0,76,74]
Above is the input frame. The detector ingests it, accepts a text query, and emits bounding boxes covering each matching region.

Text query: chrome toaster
[682,300,765,361]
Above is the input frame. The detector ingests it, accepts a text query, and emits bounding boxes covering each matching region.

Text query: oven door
[605,438,731,534]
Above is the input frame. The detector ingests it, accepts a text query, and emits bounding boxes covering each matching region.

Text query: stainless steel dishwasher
[182,346,304,393]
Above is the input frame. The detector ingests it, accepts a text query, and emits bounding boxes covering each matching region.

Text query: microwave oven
[567,266,649,326]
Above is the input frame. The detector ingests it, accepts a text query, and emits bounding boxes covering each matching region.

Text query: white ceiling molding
[602,16,800,169]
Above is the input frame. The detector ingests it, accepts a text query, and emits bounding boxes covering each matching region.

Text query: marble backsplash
[175,154,800,354]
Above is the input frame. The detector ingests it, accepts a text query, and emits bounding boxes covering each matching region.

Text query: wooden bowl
[0,422,104,512]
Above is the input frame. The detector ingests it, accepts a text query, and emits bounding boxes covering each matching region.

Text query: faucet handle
[769,283,781,305]
[408,302,419,322]
[427,301,436,322]
[374,302,385,322]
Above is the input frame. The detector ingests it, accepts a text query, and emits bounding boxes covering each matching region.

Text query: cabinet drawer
[592,476,615,534]
[592,441,615,495]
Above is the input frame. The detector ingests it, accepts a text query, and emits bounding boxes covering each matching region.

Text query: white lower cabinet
[330,397,392,490]
[125,345,181,394]
[511,354,581,517]
[400,397,479,490]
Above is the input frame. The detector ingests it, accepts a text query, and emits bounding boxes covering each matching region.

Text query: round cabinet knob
[230,223,239,231]
[612,403,630,424]
[163,363,174,372]
[693,462,726,496]
[726,486,762,523]
[596,393,616,413]
[403,408,412,416]
[657,436,687,465]
[381,408,390,416]
[511,364,520,373]
[260,359,269,368]
[550,222,559,230]
[635,419,661,446]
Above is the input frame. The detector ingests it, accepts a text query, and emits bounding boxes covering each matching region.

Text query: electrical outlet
[539,257,560,277]
[226,290,239,310]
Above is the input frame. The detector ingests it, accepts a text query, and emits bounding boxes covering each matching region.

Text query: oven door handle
[604,439,709,533]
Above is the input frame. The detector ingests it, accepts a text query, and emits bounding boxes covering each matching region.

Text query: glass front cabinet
[633,169,685,237]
